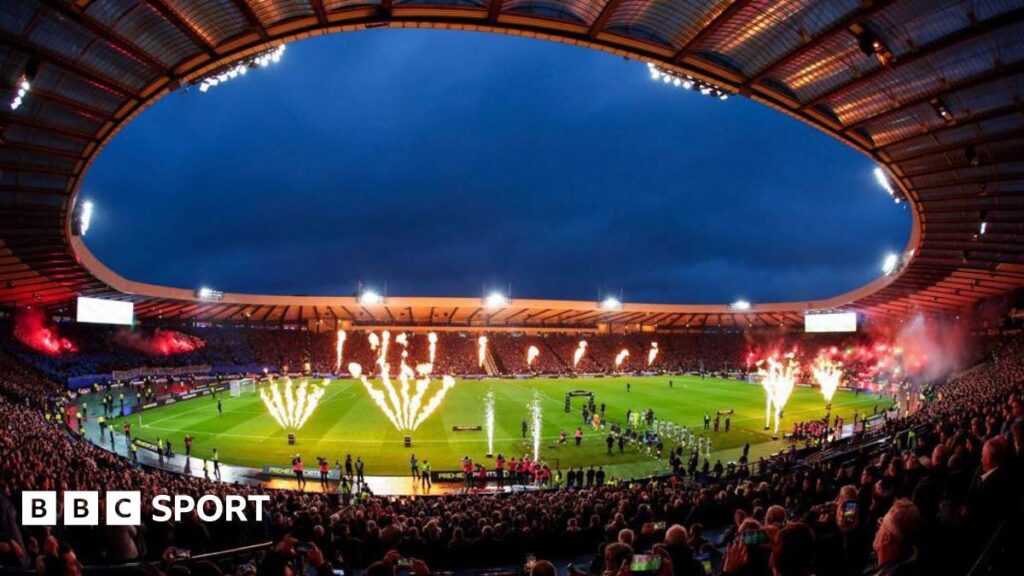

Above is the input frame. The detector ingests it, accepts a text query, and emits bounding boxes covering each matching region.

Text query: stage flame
[335,329,346,373]
[260,377,325,430]
[573,340,588,369]
[647,342,659,366]
[478,335,488,368]
[756,353,799,435]
[812,356,843,404]
[615,349,629,368]
[349,331,455,431]
[527,345,540,367]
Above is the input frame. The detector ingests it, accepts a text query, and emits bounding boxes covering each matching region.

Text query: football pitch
[111,375,885,478]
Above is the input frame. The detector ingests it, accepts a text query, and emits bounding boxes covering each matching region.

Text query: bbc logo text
[21,491,270,526]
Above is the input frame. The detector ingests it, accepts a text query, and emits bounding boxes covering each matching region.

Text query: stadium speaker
[404,436,412,448]
[288,433,296,445]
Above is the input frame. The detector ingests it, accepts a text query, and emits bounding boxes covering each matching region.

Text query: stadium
[1,1,1023,576]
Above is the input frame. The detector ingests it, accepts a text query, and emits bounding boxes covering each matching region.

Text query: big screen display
[77,297,134,326]
[804,312,857,333]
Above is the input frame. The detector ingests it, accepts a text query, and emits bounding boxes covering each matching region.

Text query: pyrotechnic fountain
[484,390,495,457]
[647,342,659,366]
[478,336,488,368]
[260,377,325,431]
[335,329,346,373]
[348,331,456,432]
[757,364,774,430]
[573,340,588,370]
[756,353,799,437]
[527,345,540,368]
[615,349,629,369]
[529,391,542,461]
[811,356,843,409]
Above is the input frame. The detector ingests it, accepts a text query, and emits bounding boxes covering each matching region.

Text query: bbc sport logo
[21,491,270,526]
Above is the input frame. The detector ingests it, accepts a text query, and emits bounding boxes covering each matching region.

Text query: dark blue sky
[81,29,910,305]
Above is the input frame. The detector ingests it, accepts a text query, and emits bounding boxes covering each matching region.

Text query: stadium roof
[0,0,1022,329]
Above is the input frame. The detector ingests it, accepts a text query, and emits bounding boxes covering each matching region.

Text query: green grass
[107,376,885,479]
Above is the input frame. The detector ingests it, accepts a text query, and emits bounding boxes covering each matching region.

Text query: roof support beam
[587,0,623,38]
[228,0,269,40]
[0,113,95,141]
[311,0,329,26]
[744,0,897,87]
[673,0,754,63]
[37,0,170,75]
[0,29,138,99]
[146,0,218,58]
[892,129,1024,165]
[30,88,116,121]
[487,0,504,22]
[802,6,1024,111]
[879,102,1024,151]
[845,60,1024,134]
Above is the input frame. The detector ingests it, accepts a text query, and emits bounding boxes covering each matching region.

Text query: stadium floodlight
[730,300,751,311]
[197,287,224,301]
[8,59,38,111]
[646,62,731,101]
[484,292,510,308]
[600,297,623,310]
[195,45,285,94]
[359,290,384,305]
[873,166,906,204]
[874,167,894,196]
[79,200,93,236]
[881,253,900,275]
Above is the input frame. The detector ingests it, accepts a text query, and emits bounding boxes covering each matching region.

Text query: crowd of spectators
[0,328,1020,575]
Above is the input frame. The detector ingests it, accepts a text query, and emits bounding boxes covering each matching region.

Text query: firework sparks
[349,331,456,431]
[527,345,540,367]
[428,332,437,365]
[335,330,346,373]
[812,355,844,404]
[259,377,325,430]
[615,349,630,369]
[756,353,799,436]
[573,340,588,369]
[647,342,659,366]
[484,390,495,456]
[478,335,488,368]
[529,391,542,461]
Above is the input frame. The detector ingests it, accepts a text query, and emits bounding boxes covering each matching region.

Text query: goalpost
[229,378,257,398]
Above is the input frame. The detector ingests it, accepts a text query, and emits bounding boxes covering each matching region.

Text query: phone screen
[741,529,766,546]
[694,553,712,576]
[841,501,857,525]
[630,554,662,572]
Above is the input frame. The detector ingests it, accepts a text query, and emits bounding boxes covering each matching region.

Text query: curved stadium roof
[0,0,1022,329]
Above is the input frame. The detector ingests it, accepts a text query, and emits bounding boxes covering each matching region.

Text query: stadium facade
[1,0,1022,327]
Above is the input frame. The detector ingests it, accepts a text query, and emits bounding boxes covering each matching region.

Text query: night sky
[81,29,910,305]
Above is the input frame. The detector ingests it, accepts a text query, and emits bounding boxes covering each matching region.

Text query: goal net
[229,378,257,398]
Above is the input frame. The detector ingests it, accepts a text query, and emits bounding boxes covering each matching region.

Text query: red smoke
[14,308,76,355]
[116,329,205,356]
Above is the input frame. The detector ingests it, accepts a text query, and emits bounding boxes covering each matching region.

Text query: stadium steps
[489,348,508,375]
[482,349,500,376]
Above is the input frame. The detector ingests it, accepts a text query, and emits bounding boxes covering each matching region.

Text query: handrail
[966,520,1008,576]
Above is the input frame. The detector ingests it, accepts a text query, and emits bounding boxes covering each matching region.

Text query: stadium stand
[0,331,1021,574]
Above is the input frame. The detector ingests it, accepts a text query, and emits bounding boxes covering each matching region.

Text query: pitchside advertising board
[76,296,134,326]
[804,312,857,333]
